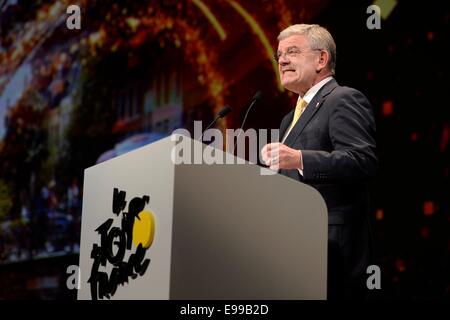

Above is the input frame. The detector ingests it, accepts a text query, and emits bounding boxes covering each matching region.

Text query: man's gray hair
[278,24,336,75]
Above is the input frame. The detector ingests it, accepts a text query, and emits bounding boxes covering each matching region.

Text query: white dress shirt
[281,76,334,175]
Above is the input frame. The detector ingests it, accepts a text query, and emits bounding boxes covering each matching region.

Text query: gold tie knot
[296,98,308,114]
[290,98,308,129]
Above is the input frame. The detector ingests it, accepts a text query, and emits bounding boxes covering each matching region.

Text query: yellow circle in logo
[132,210,155,249]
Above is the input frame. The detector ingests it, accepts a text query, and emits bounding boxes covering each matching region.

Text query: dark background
[0,0,448,299]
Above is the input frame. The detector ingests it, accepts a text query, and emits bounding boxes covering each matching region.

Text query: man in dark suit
[261,24,377,299]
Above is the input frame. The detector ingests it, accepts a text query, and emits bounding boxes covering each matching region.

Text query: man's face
[277,35,320,94]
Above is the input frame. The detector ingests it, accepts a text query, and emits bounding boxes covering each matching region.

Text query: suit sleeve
[301,88,378,182]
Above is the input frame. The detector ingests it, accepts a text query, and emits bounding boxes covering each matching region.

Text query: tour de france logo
[88,188,156,300]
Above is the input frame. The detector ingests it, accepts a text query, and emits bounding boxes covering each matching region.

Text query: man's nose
[278,53,290,65]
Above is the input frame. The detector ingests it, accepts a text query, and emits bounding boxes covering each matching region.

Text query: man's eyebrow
[277,46,301,54]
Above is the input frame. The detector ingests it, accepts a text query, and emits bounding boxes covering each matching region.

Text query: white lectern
[77,135,327,300]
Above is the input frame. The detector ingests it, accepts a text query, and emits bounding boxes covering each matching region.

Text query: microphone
[198,105,232,141]
[217,105,232,119]
[233,91,262,153]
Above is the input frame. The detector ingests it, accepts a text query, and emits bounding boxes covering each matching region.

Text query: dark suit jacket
[279,78,377,298]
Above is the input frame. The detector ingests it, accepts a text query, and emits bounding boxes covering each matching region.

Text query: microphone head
[218,105,232,118]
[252,90,263,102]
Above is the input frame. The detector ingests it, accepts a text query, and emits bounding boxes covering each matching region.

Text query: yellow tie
[289,98,308,130]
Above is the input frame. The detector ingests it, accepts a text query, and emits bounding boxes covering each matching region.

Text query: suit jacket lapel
[284,79,339,147]
[279,109,294,140]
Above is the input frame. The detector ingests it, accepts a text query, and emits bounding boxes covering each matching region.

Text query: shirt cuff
[297,150,303,176]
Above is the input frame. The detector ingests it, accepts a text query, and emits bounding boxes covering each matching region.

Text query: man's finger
[261,144,269,156]
[261,145,270,162]
[267,143,281,157]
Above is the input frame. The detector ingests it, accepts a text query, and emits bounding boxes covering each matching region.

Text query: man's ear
[316,50,329,72]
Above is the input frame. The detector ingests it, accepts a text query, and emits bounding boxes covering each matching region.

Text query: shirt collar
[297,76,334,105]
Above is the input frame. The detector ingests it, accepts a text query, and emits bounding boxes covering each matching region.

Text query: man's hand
[261,143,303,171]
